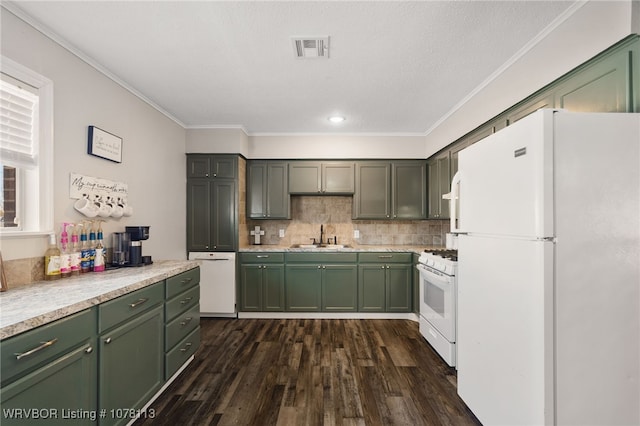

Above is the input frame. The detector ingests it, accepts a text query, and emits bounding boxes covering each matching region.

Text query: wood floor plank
[135,318,480,426]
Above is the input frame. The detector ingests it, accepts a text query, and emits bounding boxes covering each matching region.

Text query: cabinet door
[247,162,267,219]
[322,162,355,194]
[263,264,285,311]
[99,306,164,426]
[393,161,427,219]
[507,92,554,125]
[285,265,321,311]
[211,179,237,251]
[554,47,630,113]
[386,265,412,312]
[187,155,211,178]
[322,265,358,312]
[0,342,97,426]
[427,153,449,219]
[353,162,391,219]
[266,162,290,219]
[187,179,211,251]
[358,265,386,312]
[212,155,237,179]
[288,162,321,193]
[239,264,262,311]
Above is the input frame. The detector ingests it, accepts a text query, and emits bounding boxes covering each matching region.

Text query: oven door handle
[416,264,453,290]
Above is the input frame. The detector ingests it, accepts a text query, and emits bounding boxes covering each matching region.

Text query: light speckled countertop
[0,260,198,340]
[239,244,439,253]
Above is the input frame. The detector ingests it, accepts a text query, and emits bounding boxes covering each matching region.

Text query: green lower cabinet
[321,265,358,312]
[285,265,322,311]
[0,341,97,425]
[358,265,386,312]
[386,265,412,312]
[358,257,412,313]
[240,263,285,311]
[99,305,164,426]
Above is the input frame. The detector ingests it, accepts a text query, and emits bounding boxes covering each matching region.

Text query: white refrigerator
[451,109,639,425]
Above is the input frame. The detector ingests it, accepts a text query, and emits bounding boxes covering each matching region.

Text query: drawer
[165,285,200,322]
[165,326,200,380]
[166,267,200,299]
[239,252,284,263]
[285,252,358,263]
[358,253,412,263]
[98,281,164,333]
[165,303,200,351]
[0,308,96,386]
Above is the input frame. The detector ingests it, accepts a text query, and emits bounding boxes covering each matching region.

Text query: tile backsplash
[245,195,449,247]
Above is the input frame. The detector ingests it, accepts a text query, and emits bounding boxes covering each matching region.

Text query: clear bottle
[59,222,72,278]
[93,220,106,272]
[44,233,61,281]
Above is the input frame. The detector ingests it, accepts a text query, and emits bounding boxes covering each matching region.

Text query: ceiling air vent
[292,37,329,59]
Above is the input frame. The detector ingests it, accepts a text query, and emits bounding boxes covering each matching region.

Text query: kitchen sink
[290,244,351,250]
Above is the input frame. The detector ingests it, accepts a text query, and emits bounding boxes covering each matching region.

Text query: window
[0,57,53,235]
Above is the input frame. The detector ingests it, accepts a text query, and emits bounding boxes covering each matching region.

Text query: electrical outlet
[279,229,285,238]
[354,230,360,239]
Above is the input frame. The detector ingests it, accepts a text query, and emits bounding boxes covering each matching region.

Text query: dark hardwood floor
[135,318,481,426]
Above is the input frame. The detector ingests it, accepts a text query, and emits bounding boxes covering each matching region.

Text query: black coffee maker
[125,226,151,266]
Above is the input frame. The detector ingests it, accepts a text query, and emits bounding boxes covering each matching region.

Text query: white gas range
[416,249,458,367]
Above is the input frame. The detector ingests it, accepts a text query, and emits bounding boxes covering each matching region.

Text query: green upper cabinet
[187,154,237,179]
[393,161,427,219]
[554,43,633,113]
[288,161,355,194]
[186,154,238,252]
[247,161,290,219]
[354,161,426,220]
[353,162,390,219]
[427,152,450,220]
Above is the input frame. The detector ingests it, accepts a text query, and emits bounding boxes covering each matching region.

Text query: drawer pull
[15,338,59,360]
[180,297,194,305]
[180,317,194,327]
[181,277,193,284]
[129,298,149,308]
[179,342,193,353]
[256,255,270,258]
[378,255,393,259]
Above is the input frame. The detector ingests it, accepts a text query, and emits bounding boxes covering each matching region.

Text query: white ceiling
[8,1,576,135]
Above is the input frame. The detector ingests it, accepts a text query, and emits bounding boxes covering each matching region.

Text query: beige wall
[0,10,187,266]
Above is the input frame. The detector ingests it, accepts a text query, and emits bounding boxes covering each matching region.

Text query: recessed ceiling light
[328,116,345,123]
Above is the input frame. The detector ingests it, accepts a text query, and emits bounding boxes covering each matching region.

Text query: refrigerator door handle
[450,171,462,233]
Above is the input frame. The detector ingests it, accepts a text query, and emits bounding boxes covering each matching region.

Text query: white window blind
[0,78,39,168]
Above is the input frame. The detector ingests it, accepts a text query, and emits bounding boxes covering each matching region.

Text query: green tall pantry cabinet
[187,154,238,251]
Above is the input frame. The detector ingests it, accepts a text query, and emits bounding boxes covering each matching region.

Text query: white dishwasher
[188,252,237,317]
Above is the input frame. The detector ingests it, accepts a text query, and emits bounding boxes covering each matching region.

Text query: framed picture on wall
[88,126,122,163]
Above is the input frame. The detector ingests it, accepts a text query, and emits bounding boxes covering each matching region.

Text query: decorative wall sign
[69,173,128,200]
[69,173,132,218]
[88,126,122,163]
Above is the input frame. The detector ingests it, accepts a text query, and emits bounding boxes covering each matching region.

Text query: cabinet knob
[105,337,112,344]
[381,266,385,269]
[205,173,209,177]
[85,346,93,354]
[386,215,390,218]
[317,265,321,269]
[213,173,217,177]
